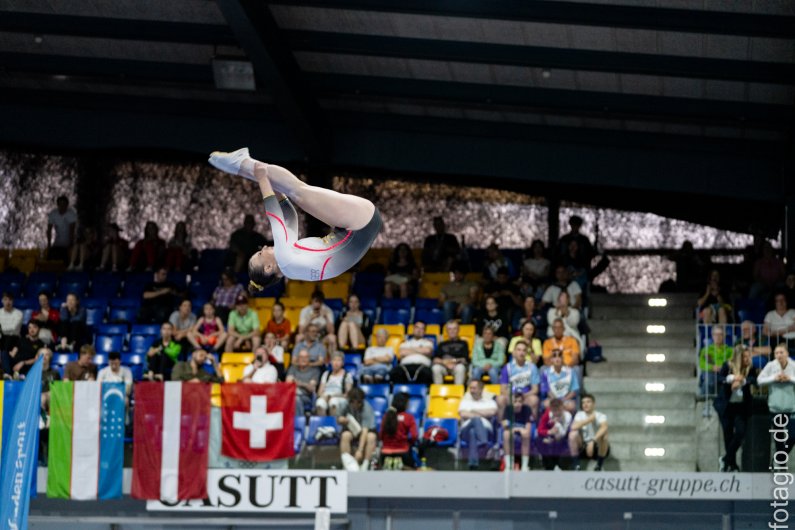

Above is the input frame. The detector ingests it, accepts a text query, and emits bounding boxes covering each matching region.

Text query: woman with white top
[757,344,795,458]
[315,352,354,416]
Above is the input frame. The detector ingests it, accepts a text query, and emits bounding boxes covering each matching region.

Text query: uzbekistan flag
[131,382,211,502]
[46,381,125,500]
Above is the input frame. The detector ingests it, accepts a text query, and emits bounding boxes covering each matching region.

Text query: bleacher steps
[586,362,692,378]
[593,393,693,409]
[589,293,696,307]
[588,319,694,336]
[596,347,693,364]
[584,377,695,394]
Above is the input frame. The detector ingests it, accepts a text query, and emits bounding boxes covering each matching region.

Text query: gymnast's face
[251,247,282,277]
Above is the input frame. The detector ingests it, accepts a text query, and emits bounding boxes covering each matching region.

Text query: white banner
[146,470,347,514]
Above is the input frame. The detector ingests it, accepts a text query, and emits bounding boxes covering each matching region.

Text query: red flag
[221,382,295,461]
[131,382,211,502]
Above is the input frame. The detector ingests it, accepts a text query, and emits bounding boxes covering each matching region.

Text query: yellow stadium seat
[418,281,444,299]
[408,323,440,338]
[372,324,405,338]
[221,352,255,364]
[283,307,302,333]
[283,352,291,369]
[286,280,318,298]
[428,396,461,419]
[484,384,502,396]
[251,297,276,310]
[358,248,391,269]
[211,383,222,407]
[320,281,349,300]
[464,272,483,284]
[221,362,248,383]
[430,384,465,398]
[333,272,353,285]
[443,324,476,340]
[411,248,422,266]
[422,272,450,284]
[279,296,308,309]
[8,249,39,275]
[256,308,272,331]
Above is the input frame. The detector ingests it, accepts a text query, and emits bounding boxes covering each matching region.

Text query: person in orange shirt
[264,301,292,350]
[542,318,580,367]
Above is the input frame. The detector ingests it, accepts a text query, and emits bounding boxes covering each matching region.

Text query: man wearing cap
[225,293,261,353]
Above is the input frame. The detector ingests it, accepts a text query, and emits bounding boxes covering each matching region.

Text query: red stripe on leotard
[266,212,289,243]
[293,230,353,252]
[319,257,332,281]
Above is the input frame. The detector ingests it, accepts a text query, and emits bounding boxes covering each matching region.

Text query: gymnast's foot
[208,147,255,181]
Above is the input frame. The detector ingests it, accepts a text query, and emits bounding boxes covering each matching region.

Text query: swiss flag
[221,382,295,461]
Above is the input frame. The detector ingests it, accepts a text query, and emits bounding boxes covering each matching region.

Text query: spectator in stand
[169,298,197,354]
[784,271,795,310]
[38,347,59,416]
[560,239,591,293]
[297,292,336,353]
[714,345,757,472]
[67,225,101,271]
[458,379,499,470]
[738,320,771,370]
[129,221,166,271]
[46,195,77,263]
[0,292,23,354]
[508,321,543,364]
[763,292,795,355]
[670,240,705,293]
[291,323,327,368]
[390,321,434,385]
[537,398,573,470]
[316,352,354,416]
[697,270,731,325]
[97,351,133,404]
[380,393,418,470]
[757,345,795,458]
[558,215,594,275]
[569,393,609,471]
[188,303,227,355]
[522,239,551,294]
[699,325,733,398]
[432,320,469,385]
[4,321,44,377]
[484,267,523,319]
[165,221,193,272]
[140,267,179,324]
[439,263,478,325]
[260,332,286,380]
[422,216,461,273]
[99,223,129,272]
[502,389,533,471]
[361,328,394,384]
[498,340,540,420]
[542,319,580,367]
[541,265,582,310]
[226,293,261,353]
[337,295,370,351]
[483,243,515,282]
[338,387,378,471]
[211,270,245,322]
[58,293,87,349]
[471,326,506,383]
[145,322,181,381]
[475,296,511,344]
[384,243,418,299]
[264,302,292,350]
[228,213,269,274]
[32,292,60,345]
[514,296,544,337]
[171,348,222,383]
[286,349,321,416]
[241,345,279,383]
[64,344,97,381]
[750,241,786,301]
[546,291,582,346]
[541,350,580,414]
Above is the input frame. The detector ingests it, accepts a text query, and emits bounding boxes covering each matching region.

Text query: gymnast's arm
[278,194,299,236]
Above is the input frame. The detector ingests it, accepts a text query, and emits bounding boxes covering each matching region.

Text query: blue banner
[0,382,38,500]
[0,358,42,530]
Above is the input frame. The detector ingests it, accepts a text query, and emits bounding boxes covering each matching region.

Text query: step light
[645,354,666,363]
[648,298,667,307]
[644,415,665,424]
[646,325,666,334]
[645,383,665,392]
[645,448,666,457]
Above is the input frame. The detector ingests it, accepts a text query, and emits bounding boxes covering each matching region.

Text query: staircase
[585,293,697,471]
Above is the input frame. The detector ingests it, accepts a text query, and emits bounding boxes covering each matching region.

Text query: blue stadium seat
[343,353,362,378]
[367,395,389,416]
[96,323,128,336]
[423,418,458,448]
[415,308,444,326]
[392,384,428,398]
[21,308,34,324]
[0,272,25,297]
[109,307,137,323]
[199,249,228,274]
[82,297,108,327]
[325,298,344,312]
[121,353,145,381]
[358,297,378,312]
[736,298,766,324]
[95,334,124,354]
[121,273,151,298]
[58,273,89,297]
[131,324,160,336]
[373,410,383,433]
[52,353,77,368]
[294,415,306,454]
[359,383,390,399]
[306,416,341,446]
[352,273,384,299]
[89,273,122,298]
[129,334,154,355]
[111,298,140,309]
[406,396,426,421]
[93,354,108,366]
[24,272,57,297]
[381,308,411,326]
[415,298,438,310]
[362,308,377,326]
[382,298,411,310]
[167,271,188,289]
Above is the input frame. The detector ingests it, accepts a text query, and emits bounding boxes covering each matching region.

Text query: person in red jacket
[379,393,418,470]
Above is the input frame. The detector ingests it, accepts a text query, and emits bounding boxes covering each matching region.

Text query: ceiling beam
[0,12,236,45]
[275,0,795,38]
[307,73,794,128]
[216,0,329,161]
[287,30,795,85]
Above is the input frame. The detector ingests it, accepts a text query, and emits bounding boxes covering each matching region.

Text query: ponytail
[383,393,409,438]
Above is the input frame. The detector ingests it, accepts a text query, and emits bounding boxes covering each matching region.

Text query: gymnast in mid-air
[209,148,381,291]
